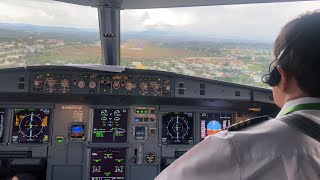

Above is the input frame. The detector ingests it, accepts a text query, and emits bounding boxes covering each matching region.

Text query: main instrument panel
[0,66,278,180]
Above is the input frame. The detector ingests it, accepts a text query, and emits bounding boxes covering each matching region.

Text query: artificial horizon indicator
[200,113,233,140]
[12,108,50,143]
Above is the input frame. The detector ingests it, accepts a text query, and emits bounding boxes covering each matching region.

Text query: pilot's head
[264,11,320,107]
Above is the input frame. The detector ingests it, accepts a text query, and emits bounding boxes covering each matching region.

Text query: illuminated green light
[136,109,148,114]
[57,139,63,143]
[95,132,104,137]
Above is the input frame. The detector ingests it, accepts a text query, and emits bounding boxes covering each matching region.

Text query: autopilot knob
[60,79,69,88]
[139,82,148,91]
[34,80,43,88]
[125,82,134,91]
[47,79,56,87]
[89,81,97,89]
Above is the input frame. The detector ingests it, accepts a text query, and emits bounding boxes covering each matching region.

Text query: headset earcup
[268,67,281,87]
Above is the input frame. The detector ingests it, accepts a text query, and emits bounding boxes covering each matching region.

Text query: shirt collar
[276,97,320,118]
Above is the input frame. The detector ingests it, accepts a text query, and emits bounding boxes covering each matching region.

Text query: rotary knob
[113,81,120,89]
[60,79,69,88]
[150,81,160,91]
[139,82,149,91]
[34,80,43,88]
[125,82,134,91]
[145,153,156,163]
[89,81,97,89]
[78,81,85,88]
[47,79,56,87]
[48,87,54,93]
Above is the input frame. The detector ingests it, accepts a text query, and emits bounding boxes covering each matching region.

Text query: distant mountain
[122,30,273,44]
[0,23,100,43]
[0,23,98,33]
[0,23,272,45]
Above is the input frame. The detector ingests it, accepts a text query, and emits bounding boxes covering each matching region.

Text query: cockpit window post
[98,7,120,65]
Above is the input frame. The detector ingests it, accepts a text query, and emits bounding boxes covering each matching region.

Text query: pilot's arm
[155,131,240,180]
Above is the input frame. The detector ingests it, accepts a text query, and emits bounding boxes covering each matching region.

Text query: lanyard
[283,103,320,115]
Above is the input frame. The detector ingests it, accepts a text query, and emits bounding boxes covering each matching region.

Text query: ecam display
[90,148,126,180]
[92,109,128,143]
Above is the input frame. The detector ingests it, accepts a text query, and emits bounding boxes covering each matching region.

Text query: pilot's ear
[277,66,291,92]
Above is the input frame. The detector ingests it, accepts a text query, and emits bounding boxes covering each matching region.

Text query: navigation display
[200,113,233,140]
[0,109,5,143]
[92,109,128,143]
[12,108,50,143]
[90,148,126,180]
[162,112,194,145]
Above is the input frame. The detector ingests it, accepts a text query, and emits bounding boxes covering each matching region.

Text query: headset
[262,33,302,87]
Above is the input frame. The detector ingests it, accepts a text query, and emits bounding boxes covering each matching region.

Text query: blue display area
[72,126,83,133]
[207,120,222,131]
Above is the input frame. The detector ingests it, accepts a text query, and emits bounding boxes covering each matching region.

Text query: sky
[0,0,319,42]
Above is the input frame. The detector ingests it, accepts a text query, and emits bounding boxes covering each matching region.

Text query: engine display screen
[200,113,233,140]
[90,148,126,180]
[92,109,128,143]
[0,109,5,143]
[162,112,194,145]
[12,108,50,143]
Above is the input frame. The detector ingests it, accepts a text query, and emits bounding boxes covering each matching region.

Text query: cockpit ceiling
[54,0,315,9]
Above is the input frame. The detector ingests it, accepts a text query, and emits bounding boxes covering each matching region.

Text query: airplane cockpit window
[120,2,320,88]
[0,0,319,180]
[0,0,102,68]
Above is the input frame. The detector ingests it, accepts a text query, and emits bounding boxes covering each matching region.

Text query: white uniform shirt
[155,97,320,180]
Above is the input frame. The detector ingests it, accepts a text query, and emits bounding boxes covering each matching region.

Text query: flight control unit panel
[0,66,278,180]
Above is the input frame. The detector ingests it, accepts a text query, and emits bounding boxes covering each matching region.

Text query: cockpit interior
[0,0,317,179]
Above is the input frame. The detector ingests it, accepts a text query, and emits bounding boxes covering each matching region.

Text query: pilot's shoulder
[226,115,271,131]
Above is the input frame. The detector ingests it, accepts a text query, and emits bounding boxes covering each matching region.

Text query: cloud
[121,1,320,41]
[0,0,99,29]
[0,0,320,41]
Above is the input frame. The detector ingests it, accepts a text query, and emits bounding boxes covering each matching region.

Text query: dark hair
[274,10,320,97]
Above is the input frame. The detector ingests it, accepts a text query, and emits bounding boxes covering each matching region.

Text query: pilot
[155,11,320,180]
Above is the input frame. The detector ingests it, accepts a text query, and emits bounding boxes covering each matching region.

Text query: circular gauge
[145,153,156,163]
[101,110,108,116]
[19,112,44,138]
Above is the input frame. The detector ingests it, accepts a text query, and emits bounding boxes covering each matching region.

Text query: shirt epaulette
[227,115,271,131]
